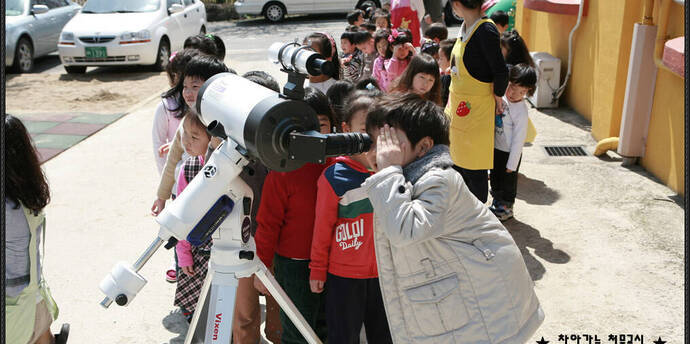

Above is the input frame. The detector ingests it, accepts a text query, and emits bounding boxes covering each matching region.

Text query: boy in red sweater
[309,90,393,344]
[253,87,333,344]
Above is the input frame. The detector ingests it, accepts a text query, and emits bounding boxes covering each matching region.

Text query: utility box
[528,52,561,108]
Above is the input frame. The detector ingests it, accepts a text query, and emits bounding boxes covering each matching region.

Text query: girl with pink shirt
[376,29,415,92]
[173,112,212,323]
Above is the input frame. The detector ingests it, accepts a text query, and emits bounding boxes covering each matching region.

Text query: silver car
[5,0,81,73]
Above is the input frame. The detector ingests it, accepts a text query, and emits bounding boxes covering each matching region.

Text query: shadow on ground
[503,218,570,281]
[516,173,561,205]
[163,309,189,344]
[58,67,162,82]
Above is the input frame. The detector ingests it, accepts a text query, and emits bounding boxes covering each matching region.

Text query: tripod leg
[185,270,214,344]
[255,268,322,344]
[184,271,238,344]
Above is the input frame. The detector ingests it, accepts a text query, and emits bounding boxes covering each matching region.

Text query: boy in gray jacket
[362,93,544,343]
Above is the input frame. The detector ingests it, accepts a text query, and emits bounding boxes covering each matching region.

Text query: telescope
[99,42,372,344]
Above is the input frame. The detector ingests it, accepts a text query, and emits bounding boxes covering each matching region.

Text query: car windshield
[82,0,160,13]
[6,0,26,16]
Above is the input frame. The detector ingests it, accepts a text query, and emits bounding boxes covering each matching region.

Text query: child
[362,93,544,343]
[353,30,377,81]
[381,29,415,92]
[150,55,229,216]
[438,38,455,106]
[182,33,226,60]
[500,29,535,67]
[174,112,212,323]
[341,30,363,82]
[372,29,393,91]
[154,48,200,176]
[420,39,440,60]
[305,32,341,94]
[309,91,392,344]
[253,87,335,344]
[5,115,70,344]
[347,9,365,26]
[153,48,201,284]
[423,22,448,43]
[390,53,442,105]
[490,63,537,221]
[490,10,510,34]
[326,80,356,132]
[390,0,425,47]
[373,9,391,30]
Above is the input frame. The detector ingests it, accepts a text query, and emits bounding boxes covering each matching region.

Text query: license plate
[85,46,107,58]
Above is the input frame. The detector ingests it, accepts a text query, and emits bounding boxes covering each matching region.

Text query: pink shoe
[166,269,177,283]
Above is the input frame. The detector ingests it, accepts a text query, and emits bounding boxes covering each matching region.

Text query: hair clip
[169,51,178,62]
[388,29,399,43]
[366,82,376,91]
[205,33,214,39]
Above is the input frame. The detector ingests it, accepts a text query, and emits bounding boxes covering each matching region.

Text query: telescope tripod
[99,139,321,344]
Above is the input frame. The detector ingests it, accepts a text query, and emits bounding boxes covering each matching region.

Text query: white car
[58,0,206,74]
[234,0,378,22]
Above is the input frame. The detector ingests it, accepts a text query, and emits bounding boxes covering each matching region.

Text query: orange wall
[516,0,685,195]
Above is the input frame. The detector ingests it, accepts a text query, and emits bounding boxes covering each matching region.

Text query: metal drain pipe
[552,0,585,102]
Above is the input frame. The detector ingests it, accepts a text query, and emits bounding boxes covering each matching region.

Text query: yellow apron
[5,206,59,344]
[445,18,497,170]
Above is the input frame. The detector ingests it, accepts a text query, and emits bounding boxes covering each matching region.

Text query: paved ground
[20,15,684,344]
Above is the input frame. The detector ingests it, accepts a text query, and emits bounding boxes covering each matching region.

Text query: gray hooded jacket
[362,145,544,343]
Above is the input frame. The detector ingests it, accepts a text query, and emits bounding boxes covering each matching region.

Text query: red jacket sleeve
[255,171,288,269]
[309,172,339,282]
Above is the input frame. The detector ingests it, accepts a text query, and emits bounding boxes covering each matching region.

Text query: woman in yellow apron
[445,0,509,203]
[5,115,69,344]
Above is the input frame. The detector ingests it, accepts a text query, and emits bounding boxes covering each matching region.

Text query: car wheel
[12,38,34,73]
[264,3,285,22]
[64,66,87,74]
[357,0,378,10]
[444,1,463,26]
[152,39,170,72]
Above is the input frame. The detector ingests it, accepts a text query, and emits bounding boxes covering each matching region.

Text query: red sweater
[255,162,328,268]
[309,157,377,282]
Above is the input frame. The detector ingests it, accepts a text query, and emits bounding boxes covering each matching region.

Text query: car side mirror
[168,3,184,14]
[32,4,49,15]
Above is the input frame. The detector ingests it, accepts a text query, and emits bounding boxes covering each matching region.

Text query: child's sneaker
[165,269,177,283]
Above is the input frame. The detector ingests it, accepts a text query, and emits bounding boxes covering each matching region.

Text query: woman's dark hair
[424,23,448,41]
[326,80,355,131]
[366,93,450,146]
[165,48,201,90]
[305,32,341,80]
[509,63,538,96]
[500,30,535,67]
[242,70,280,92]
[5,115,50,214]
[450,0,486,10]
[343,90,379,125]
[304,87,335,132]
[390,53,442,105]
[439,38,456,60]
[183,34,220,58]
[374,29,393,59]
[163,54,230,117]
[352,30,373,45]
[355,77,381,91]
[490,10,509,27]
